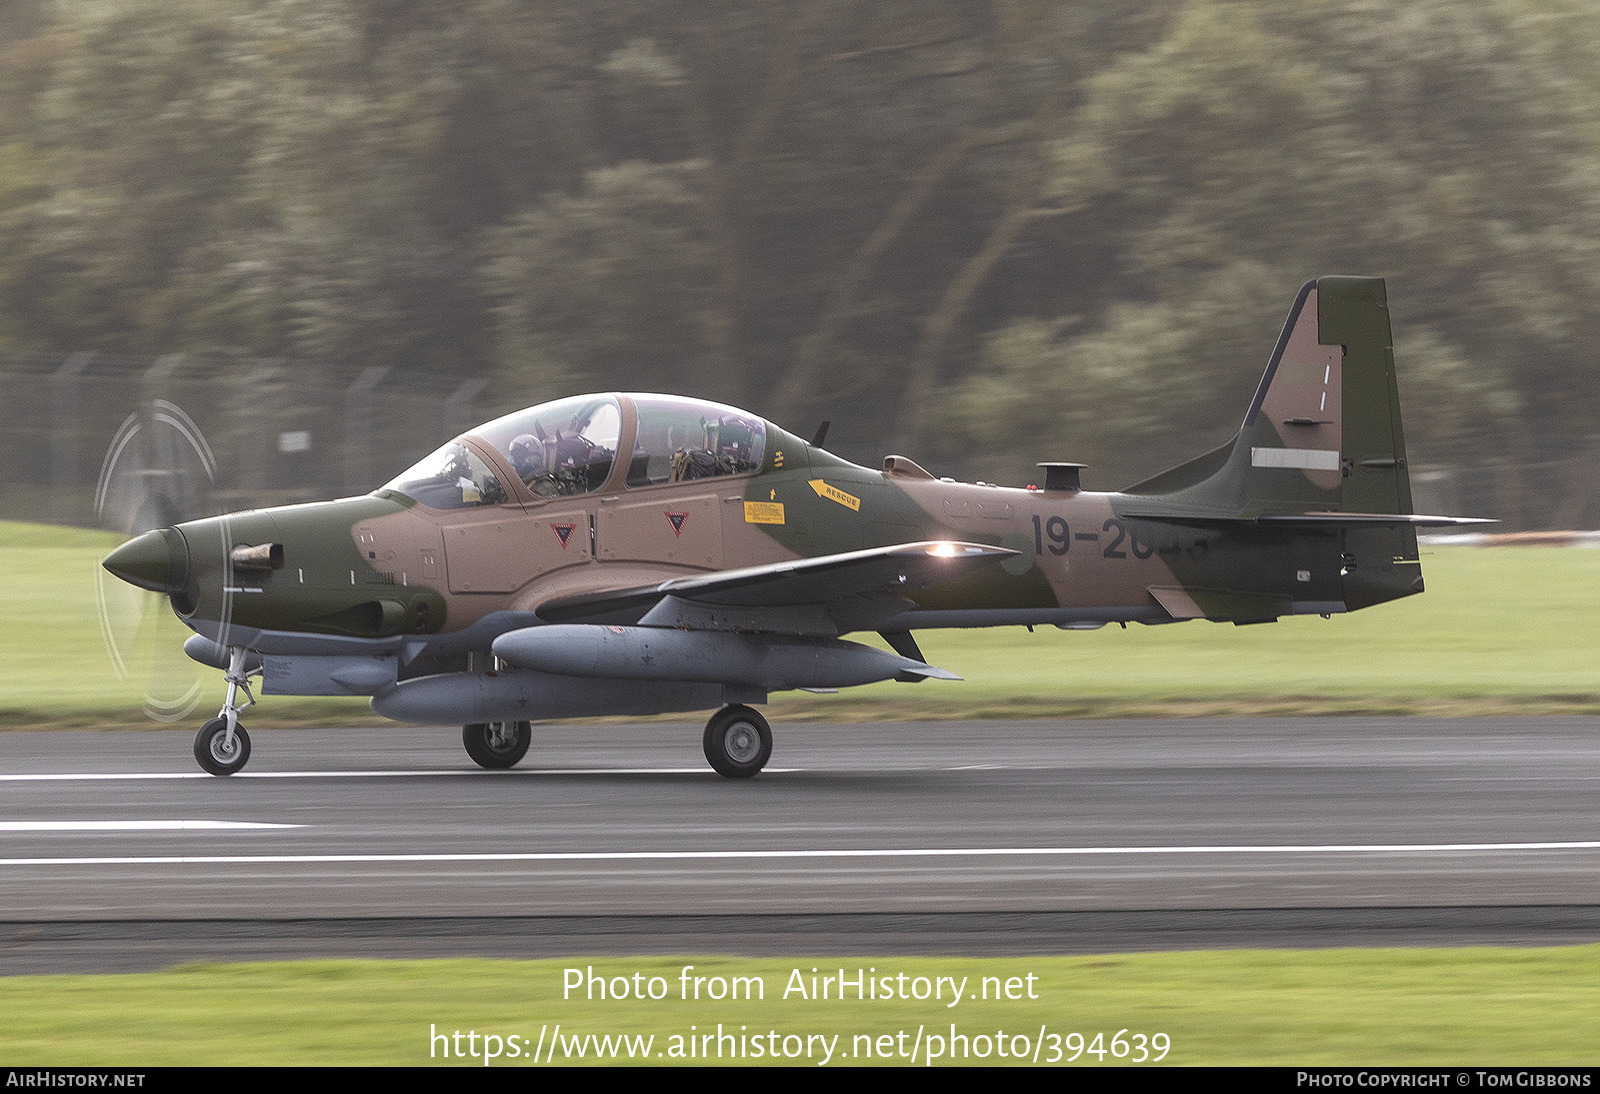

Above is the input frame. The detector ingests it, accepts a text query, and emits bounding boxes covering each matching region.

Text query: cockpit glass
[472,395,622,499]
[382,442,509,510]
[627,395,765,487]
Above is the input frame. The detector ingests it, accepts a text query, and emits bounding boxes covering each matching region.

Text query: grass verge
[1,949,1596,1065]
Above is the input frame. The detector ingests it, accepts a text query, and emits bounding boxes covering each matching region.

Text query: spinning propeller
[93,400,218,722]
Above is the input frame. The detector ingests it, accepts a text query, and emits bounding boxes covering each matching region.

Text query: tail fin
[1125,276,1411,517]
[1123,276,1425,609]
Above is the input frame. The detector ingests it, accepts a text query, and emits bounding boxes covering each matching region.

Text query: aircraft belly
[262,653,398,696]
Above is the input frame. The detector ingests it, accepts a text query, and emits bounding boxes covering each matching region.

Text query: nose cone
[103,528,190,594]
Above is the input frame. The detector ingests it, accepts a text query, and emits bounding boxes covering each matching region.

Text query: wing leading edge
[534,540,1016,635]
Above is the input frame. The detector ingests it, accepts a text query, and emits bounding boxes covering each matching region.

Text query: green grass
[0,521,377,728]
[6,518,1600,728]
[1,949,1596,1065]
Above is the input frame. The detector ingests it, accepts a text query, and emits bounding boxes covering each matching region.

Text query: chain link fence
[0,351,1582,533]
[0,351,513,533]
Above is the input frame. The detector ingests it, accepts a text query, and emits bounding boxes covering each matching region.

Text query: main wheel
[194,718,251,776]
[702,705,772,779]
[463,721,531,769]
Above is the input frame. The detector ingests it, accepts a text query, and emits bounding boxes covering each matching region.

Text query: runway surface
[1,717,1597,970]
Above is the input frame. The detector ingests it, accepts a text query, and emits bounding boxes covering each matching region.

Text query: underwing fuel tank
[371,671,728,725]
[491,625,958,689]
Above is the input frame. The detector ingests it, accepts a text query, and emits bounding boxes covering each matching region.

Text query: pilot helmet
[507,433,544,476]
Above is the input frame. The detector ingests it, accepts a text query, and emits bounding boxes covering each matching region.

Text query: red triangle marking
[665,511,689,537]
[552,523,575,548]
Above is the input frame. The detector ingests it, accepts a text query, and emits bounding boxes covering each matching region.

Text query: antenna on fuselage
[810,420,830,448]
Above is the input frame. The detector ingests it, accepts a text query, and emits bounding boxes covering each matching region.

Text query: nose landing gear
[703,705,772,779]
[193,645,258,776]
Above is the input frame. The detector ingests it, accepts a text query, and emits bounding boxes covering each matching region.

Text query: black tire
[194,718,251,776]
[702,705,772,779]
[463,721,531,769]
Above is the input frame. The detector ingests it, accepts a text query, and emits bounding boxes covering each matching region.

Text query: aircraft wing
[534,541,1015,634]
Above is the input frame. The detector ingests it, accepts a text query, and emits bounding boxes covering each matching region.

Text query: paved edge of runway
[4,907,1600,975]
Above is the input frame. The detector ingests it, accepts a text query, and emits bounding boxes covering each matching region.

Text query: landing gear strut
[194,645,257,776]
[703,705,772,779]
[463,721,532,769]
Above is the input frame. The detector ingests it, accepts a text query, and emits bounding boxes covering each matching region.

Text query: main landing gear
[463,721,532,769]
[703,705,772,779]
[194,646,258,776]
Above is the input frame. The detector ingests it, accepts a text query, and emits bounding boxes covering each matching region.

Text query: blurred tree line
[1,0,1596,489]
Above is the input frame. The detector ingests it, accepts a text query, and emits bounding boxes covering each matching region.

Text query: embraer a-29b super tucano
[102,276,1487,777]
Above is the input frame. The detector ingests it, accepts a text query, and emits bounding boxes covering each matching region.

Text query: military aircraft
[101,276,1487,777]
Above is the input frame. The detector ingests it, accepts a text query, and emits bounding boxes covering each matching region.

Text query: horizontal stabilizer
[1118,508,1497,528]
[1256,512,1498,527]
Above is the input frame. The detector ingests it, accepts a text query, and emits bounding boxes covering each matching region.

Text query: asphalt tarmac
[1,717,1597,972]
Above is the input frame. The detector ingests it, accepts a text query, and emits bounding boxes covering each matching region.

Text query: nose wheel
[193,645,258,776]
[194,718,251,776]
[703,705,772,779]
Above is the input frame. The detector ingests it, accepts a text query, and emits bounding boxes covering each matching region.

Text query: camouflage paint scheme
[102,276,1482,767]
[156,277,1413,640]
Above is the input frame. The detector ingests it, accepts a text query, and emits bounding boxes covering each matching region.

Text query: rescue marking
[551,523,575,549]
[743,501,785,525]
[808,479,861,511]
[3,840,1598,868]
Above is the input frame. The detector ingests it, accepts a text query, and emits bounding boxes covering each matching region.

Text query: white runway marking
[1,840,1597,867]
[0,821,302,831]
[0,768,800,781]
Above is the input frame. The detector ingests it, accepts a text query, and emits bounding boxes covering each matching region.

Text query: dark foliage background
[2,0,1595,510]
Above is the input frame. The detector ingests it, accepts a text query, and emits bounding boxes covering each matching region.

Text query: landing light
[928,542,960,557]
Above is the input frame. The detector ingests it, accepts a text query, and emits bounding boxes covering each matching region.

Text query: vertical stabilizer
[1124,275,1422,608]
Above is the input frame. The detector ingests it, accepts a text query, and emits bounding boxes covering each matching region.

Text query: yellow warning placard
[743,501,786,525]
[808,479,861,511]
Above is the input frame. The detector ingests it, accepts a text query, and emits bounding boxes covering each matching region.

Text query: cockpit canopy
[382,394,766,510]
[627,394,765,486]
[476,394,623,499]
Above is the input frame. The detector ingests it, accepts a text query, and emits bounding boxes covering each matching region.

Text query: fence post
[240,359,286,499]
[141,356,185,508]
[345,366,390,495]
[444,377,489,438]
[49,352,95,526]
